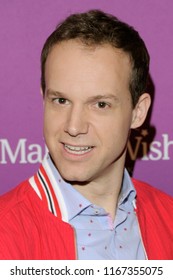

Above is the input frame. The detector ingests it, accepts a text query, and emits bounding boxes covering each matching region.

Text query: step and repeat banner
[0,0,173,196]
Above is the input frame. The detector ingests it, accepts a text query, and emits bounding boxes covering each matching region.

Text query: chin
[57,168,90,184]
[53,158,91,180]
[62,174,88,184]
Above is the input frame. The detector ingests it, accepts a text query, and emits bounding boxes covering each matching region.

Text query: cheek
[43,110,59,137]
[100,118,131,149]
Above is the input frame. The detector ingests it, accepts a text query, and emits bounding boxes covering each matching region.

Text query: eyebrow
[46,89,65,97]
[46,89,119,102]
[87,94,119,103]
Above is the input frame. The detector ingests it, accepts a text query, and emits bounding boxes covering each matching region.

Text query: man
[0,10,173,260]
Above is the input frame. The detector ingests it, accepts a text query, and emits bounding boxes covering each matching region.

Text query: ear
[131,93,151,129]
[40,87,45,106]
[40,87,44,97]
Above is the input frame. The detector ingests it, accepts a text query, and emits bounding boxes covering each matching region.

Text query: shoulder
[0,181,37,259]
[132,179,173,259]
[0,181,32,219]
[132,177,173,208]
[0,180,76,260]
[132,178,173,199]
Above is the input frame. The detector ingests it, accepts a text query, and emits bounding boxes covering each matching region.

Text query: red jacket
[0,178,173,259]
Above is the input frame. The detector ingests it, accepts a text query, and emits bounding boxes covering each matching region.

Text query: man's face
[43,40,136,183]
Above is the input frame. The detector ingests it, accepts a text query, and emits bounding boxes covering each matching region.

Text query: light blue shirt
[47,155,146,259]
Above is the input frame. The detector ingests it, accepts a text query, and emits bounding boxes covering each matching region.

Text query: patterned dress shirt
[45,154,146,259]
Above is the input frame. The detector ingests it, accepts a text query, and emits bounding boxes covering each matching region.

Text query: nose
[64,105,89,137]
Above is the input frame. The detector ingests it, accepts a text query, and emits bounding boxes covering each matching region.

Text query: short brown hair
[41,9,150,107]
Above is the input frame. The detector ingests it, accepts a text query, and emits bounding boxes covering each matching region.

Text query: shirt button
[94,209,100,215]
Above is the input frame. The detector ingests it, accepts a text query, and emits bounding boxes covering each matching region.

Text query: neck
[72,165,124,220]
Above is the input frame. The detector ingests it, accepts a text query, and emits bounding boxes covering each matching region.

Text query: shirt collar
[44,153,136,221]
[118,169,136,206]
[45,154,91,221]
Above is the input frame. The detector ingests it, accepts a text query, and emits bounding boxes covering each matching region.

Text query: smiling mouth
[64,144,94,155]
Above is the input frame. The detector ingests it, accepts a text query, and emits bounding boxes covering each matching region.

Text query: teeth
[64,144,92,154]
[65,145,91,151]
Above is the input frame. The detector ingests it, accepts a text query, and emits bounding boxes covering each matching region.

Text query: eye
[53,98,69,105]
[97,101,109,109]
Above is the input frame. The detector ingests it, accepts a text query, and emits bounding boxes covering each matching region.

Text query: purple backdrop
[0,0,173,196]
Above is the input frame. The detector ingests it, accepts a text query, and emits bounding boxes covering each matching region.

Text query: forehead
[45,40,132,95]
[46,39,131,69]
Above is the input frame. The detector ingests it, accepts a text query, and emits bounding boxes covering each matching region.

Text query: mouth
[64,144,94,155]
